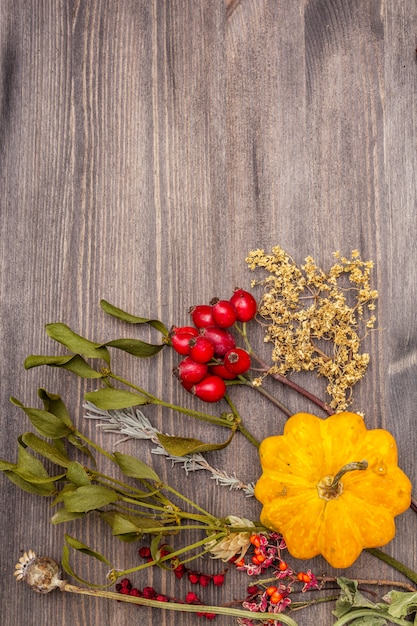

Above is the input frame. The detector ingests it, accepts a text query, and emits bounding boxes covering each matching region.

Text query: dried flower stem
[59,583,299,624]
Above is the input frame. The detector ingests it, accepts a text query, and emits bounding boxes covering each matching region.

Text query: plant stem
[332,609,409,626]
[60,582,299,624]
[249,352,334,415]
[236,377,293,417]
[366,548,417,586]
[108,373,242,429]
[224,392,260,448]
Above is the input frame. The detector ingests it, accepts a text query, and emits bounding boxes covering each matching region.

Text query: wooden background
[1,1,416,624]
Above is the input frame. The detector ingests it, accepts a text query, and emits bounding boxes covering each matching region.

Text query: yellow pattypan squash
[254,411,412,568]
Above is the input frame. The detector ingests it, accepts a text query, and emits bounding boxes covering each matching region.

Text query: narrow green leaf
[100,511,163,540]
[51,483,77,505]
[4,471,55,496]
[51,508,86,525]
[46,323,110,363]
[63,484,119,512]
[25,354,104,379]
[65,534,112,565]
[10,398,73,439]
[66,461,91,486]
[84,388,148,410]
[17,442,53,479]
[20,432,71,467]
[0,459,17,471]
[157,426,237,456]
[100,299,169,336]
[105,338,165,358]
[112,451,160,482]
[62,542,112,588]
[13,468,66,484]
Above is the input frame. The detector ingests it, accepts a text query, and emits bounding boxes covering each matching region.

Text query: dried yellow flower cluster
[246,246,378,410]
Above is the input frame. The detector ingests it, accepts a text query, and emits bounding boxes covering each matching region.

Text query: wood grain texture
[1,1,416,624]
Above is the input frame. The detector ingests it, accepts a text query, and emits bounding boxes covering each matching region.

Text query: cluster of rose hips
[170,289,257,403]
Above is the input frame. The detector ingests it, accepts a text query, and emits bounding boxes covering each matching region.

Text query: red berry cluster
[170,289,257,403]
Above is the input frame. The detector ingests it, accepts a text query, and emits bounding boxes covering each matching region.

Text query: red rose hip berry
[169,326,199,355]
[199,326,236,357]
[188,336,215,363]
[210,298,237,328]
[192,375,226,402]
[173,356,208,385]
[224,348,251,375]
[209,362,237,380]
[229,288,257,322]
[189,304,214,328]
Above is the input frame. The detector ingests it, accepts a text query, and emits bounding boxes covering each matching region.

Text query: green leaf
[20,432,71,467]
[45,323,110,364]
[17,442,53,480]
[51,508,86,524]
[0,459,17,471]
[51,482,77,505]
[100,299,169,336]
[63,484,119,512]
[62,538,113,588]
[84,388,148,410]
[65,534,112,565]
[380,590,417,620]
[334,578,379,618]
[112,451,160,482]
[4,470,56,496]
[10,398,73,439]
[100,511,163,541]
[157,426,237,456]
[105,338,165,358]
[66,461,91,486]
[25,354,104,379]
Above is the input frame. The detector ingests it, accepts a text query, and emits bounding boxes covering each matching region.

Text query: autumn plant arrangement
[3,246,417,625]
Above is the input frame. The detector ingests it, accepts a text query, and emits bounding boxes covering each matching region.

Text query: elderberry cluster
[170,289,257,403]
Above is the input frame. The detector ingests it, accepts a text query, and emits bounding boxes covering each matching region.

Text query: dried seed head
[14,551,65,593]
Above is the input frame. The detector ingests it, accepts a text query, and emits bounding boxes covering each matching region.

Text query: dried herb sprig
[246,247,378,410]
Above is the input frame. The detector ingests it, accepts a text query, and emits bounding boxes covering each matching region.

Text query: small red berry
[189,304,214,328]
[185,591,201,604]
[223,348,251,375]
[199,326,236,357]
[192,375,226,402]
[170,326,199,355]
[209,362,237,380]
[130,588,142,597]
[210,298,237,328]
[212,573,225,586]
[188,572,200,584]
[198,574,211,587]
[188,336,215,363]
[173,357,208,385]
[138,546,151,559]
[142,586,157,599]
[229,288,257,322]
[156,594,169,602]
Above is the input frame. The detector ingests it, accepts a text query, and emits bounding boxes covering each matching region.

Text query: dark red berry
[210,298,237,328]
[192,375,226,402]
[156,594,169,602]
[189,304,214,328]
[188,572,200,584]
[173,356,208,385]
[198,574,211,587]
[212,573,225,586]
[138,546,151,559]
[209,362,237,380]
[174,563,186,579]
[130,588,142,597]
[199,326,236,357]
[229,288,257,322]
[185,591,201,604]
[223,348,251,375]
[188,336,215,363]
[142,586,156,599]
[170,326,199,355]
